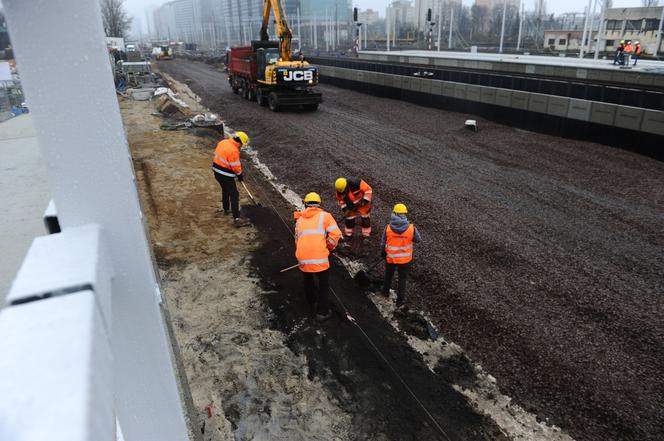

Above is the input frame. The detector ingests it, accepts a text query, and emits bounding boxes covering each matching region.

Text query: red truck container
[226,41,322,111]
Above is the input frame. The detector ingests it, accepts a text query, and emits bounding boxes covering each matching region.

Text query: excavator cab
[256,44,318,88]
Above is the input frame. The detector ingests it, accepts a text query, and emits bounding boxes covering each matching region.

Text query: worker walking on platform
[381,203,421,308]
[335,177,373,243]
[294,192,342,322]
[633,41,641,66]
[212,131,249,226]
[623,40,634,66]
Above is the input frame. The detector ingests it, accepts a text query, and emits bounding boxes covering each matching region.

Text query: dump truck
[226,0,322,111]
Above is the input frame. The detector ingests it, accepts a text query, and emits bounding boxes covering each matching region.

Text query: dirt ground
[158,60,664,441]
[120,91,517,440]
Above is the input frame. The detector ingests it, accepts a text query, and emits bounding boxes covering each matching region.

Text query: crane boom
[260,0,293,62]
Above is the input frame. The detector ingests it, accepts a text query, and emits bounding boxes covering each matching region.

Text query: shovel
[353,258,383,286]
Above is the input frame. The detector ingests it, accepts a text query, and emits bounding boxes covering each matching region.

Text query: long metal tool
[280,263,299,273]
[241,181,259,205]
[353,258,383,285]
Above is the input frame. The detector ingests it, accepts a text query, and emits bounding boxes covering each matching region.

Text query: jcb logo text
[283,70,314,81]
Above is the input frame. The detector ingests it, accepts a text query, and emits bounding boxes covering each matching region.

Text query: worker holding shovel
[380,203,421,308]
[212,130,250,227]
[294,192,342,322]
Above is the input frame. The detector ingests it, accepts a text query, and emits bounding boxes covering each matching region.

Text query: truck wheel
[247,87,256,102]
[231,80,239,94]
[237,80,245,97]
[256,89,267,106]
[268,92,280,112]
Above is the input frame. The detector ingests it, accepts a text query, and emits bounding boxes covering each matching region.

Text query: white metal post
[3,1,189,441]
[437,13,442,51]
[655,5,664,57]
[314,15,318,49]
[580,1,592,58]
[297,8,302,48]
[499,0,507,53]
[387,8,391,51]
[594,0,608,60]
[588,0,598,55]
[517,0,524,51]
[449,7,454,49]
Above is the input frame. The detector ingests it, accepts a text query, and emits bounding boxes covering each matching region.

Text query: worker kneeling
[380,203,422,308]
[294,192,342,322]
[212,131,249,226]
[335,177,373,242]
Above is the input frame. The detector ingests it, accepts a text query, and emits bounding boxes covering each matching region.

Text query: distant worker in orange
[294,192,342,321]
[623,40,634,66]
[335,177,373,243]
[633,40,641,66]
[212,131,249,226]
[380,203,421,308]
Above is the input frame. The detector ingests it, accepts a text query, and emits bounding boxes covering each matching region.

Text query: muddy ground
[121,93,511,440]
[158,60,664,441]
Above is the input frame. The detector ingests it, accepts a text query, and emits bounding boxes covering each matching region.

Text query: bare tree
[101,0,132,38]
[641,0,660,6]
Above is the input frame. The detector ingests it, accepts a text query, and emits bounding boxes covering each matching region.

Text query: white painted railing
[1,1,190,440]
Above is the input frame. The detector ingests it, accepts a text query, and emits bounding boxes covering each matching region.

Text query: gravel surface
[160,60,664,441]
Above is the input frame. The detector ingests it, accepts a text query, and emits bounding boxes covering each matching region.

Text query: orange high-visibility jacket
[385,224,414,264]
[336,177,373,211]
[635,44,641,55]
[294,207,341,272]
[212,138,242,178]
[624,43,633,53]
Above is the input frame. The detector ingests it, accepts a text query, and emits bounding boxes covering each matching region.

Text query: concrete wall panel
[480,87,496,104]
[442,82,455,97]
[454,83,467,100]
[589,103,617,126]
[567,98,591,121]
[528,94,548,114]
[420,78,433,94]
[641,110,664,136]
[431,80,443,95]
[614,106,643,130]
[495,89,512,107]
[511,91,529,110]
[466,84,481,102]
[547,96,570,117]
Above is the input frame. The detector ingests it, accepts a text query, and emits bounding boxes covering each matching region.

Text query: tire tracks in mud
[159,60,664,441]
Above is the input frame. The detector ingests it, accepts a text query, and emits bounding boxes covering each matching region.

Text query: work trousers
[302,269,330,315]
[344,216,371,237]
[214,172,239,218]
[383,262,411,304]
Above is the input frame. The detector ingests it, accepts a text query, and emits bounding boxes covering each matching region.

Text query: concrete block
[391,75,402,89]
[431,80,443,95]
[400,76,411,91]
[356,71,365,83]
[480,87,497,105]
[420,78,433,94]
[409,57,423,65]
[495,89,512,107]
[525,65,536,74]
[597,70,612,82]
[528,93,548,114]
[652,75,664,88]
[547,96,570,117]
[374,72,386,86]
[477,62,492,70]
[567,98,592,121]
[611,71,627,83]
[641,109,664,136]
[466,84,481,102]
[614,106,643,130]
[636,74,654,87]
[575,69,588,79]
[589,103,617,126]
[511,90,529,110]
[454,83,467,100]
[442,82,455,97]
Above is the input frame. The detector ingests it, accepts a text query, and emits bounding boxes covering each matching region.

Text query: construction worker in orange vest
[380,203,421,308]
[212,131,249,226]
[294,192,342,321]
[623,40,634,66]
[335,177,373,243]
[613,40,625,65]
[633,40,641,66]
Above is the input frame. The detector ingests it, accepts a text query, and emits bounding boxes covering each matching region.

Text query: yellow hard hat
[303,192,321,204]
[234,131,249,146]
[393,203,408,214]
[335,177,347,193]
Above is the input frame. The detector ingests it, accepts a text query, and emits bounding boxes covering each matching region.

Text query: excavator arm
[260,0,292,62]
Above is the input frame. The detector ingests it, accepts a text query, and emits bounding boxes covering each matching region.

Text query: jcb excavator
[226,0,322,111]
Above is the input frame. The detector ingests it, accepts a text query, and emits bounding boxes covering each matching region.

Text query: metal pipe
[655,4,664,58]
[448,7,454,49]
[437,12,442,51]
[517,0,524,52]
[387,8,390,51]
[579,0,592,58]
[594,0,608,60]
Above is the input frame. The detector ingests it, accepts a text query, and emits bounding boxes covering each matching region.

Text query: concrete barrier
[480,87,497,105]
[590,103,617,126]
[495,89,512,108]
[528,93,549,114]
[547,96,570,117]
[511,91,529,110]
[442,82,455,97]
[567,98,592,121]
[466,84,482,102]
[614,106,644,130]
[454,83,467,100]
[641,109,664,136]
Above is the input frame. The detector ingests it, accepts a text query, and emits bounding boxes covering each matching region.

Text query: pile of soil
[159,60,664,441]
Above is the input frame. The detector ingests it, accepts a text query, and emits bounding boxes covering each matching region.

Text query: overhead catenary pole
[588,0,598,56]
[448,7,454,49]
[314,15,318,49]
[437,13,442,51]
[579,0,592,58]
[517,0,524,52]
[655,4,664,58]
[499,0,507,53]
[387,8,390,51]
[594,0,608,60]
[297,8,301,50]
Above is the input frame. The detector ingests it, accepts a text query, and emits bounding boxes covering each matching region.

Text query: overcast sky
[125,0,647,25]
